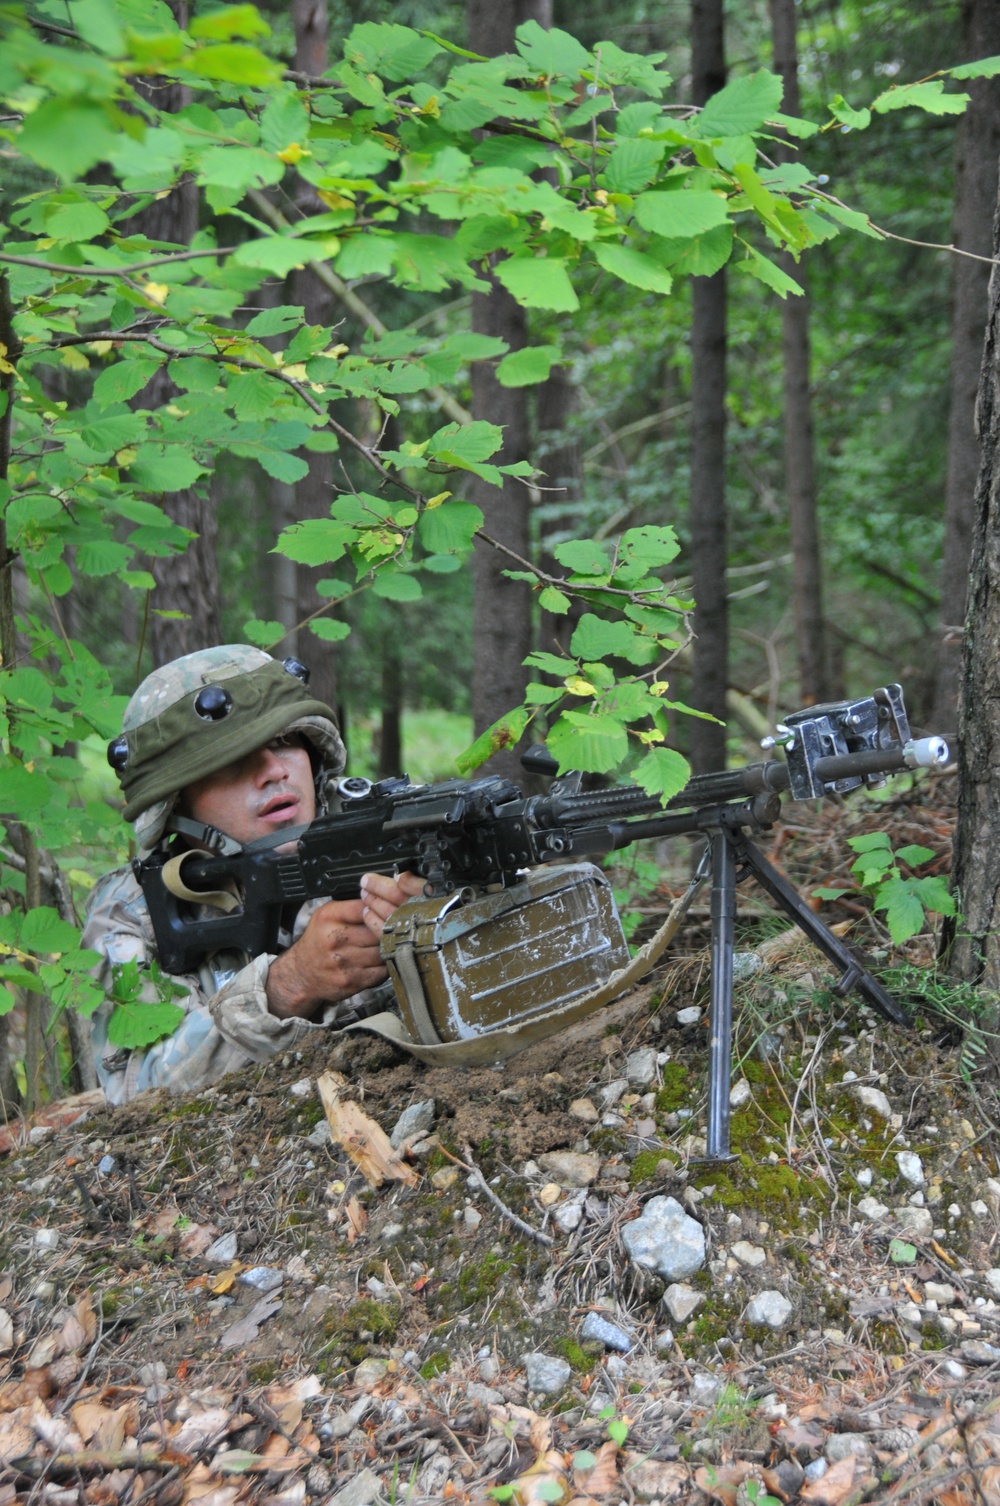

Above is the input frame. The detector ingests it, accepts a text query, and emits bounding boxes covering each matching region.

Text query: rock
[621,1196,706,1281]
[895,1151,924,1187]
[690,1372,722,1405]
[354,1358,389,1390]
[431,1168,459,1191]
[980,1178,1000,1213]
[959,1340,1000,1365]
[826,1433,872,1463]
[732,951,763,981]
[625,1048,658,1086]
[239,1266,283,1294]
[28,1126,55,1146]
[893,1206,933,1239]
[467,1381,504,1406]
[579,1312,632,1353]
[569,1098,599,1124]
[539,1183,562,1207]
[942,1360,968,1379]
[204,1232,238,1265]
[390,1099,435,1149]
[97,1154,117,1175]
[925,1282,955,1306]
[330,1467,382,1506]
[601,1080,627,1107]
[983,1269,1000,1298]
[731,1241,766,1268]
[289,1078,312,1097]
[523,1352,572,1394]
[852,1085,892,1119]
[537,1151,600,1188]
[553,1200,584,1234]
[744,1291,793,1330]
[676,1006,701,1026]
[730,1078,752,1109]
[34,1228,59,1252]
[464,1207,482,1230]
[479,1355,499,1382]
[662,1283,705,1324]
[803,1459,828,1483]
[857,1197,889,1222]
[856,1168,873,1188]
[306,1121,332,1148]
[654,1328,675,1353]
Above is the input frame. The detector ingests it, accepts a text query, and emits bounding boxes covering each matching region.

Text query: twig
[440,1142,554,1248]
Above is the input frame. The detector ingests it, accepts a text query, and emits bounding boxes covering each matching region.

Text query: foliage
[0,1,992,1058]
[813,830,956,944]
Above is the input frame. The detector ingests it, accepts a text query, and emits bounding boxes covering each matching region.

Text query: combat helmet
[107,646,345,851]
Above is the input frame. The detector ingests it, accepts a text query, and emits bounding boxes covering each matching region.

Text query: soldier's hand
[359,870,426,938]
[266,899,387,1017]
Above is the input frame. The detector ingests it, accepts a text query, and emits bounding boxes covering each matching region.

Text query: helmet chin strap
[168,814,312,856]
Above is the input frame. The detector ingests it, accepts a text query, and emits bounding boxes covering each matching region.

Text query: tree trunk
[932,0,1000,734]
[771,0,828,706]
[467,0,550,782]
[949,177,1000,992]
[687,0,729,774]
[288,0,339,713]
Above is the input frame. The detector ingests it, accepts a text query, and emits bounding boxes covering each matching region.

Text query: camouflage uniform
[88,645,389,1104]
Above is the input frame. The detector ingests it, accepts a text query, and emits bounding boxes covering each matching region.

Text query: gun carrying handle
[161,851,242,914]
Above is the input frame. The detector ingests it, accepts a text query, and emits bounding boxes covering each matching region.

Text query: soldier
[84,645,423,1103]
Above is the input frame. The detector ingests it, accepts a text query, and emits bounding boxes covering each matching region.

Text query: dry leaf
[799,1455,858,1504]
[0,1277,11,1303]
[0,1414,34,1466]
[29,1396,83,1454]
[576,1439,619,1497]
[264,1377,322,1407]
[179,1223,220,1257]
[978,1465,1000,1505]
[317,1072,419,1188]
[172,1409,238,1454]
[528,1413,553,1455]
[74,1291,97,1345]
[219,1297,282,1352]
[695,1461,753,1506]
[70,1401,113,1444]
[621,1456,690,1501]
[344,1197,367,1243]
[211,1270,237,1295]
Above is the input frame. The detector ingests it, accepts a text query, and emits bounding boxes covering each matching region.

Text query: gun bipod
[697,819,910,1164]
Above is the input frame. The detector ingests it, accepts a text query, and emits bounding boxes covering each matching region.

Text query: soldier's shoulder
[83,864,147,930]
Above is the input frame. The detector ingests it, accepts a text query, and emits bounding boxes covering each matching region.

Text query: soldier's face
[180,734,316,845]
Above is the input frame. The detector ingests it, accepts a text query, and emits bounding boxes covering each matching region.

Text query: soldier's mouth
[259,794,299,822]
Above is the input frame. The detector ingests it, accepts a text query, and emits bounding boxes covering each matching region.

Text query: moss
[655,1062,690,1113]
[420,1351,451,1379]
[248,1361,278,1384]
[556,1338,594,1373]
[629,1148,679,1187]
[321,1296,401,1361]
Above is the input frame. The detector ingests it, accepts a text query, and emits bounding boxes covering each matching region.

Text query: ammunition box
[380,861,630,1046]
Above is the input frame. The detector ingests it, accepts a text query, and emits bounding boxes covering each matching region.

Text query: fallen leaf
[211,1270,238,1295]
[0,1415,34,1466]
[317,1072,419,1188]
[29,1396,84,1453]
[74,1291,97,1345]
[621,1456,690,1501]
[219,1297,282,1352]
[172,1408,238,1453]
[344,1197,367,1243]
[799,1455,858,1504]
[179,1223,220,1257]
[695,1461,752,1505]
[0,1278,11,1303]
[577,1439,619,1496]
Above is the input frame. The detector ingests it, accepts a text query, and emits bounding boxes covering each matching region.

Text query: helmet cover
[112,646,345,849]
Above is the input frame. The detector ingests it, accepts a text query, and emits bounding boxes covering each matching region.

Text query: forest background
[1,0,998,1115]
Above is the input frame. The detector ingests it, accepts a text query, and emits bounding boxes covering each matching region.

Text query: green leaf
[46,199,110,242]
[245,305,305,337]
[70,0,126,53]
[275,519,354,566]
[127,446,206,492]
[189,5,270,39]
[456,708,530,775]
[654,221,733,276]
[494,257,579,313]
[547,711,628,774]
[495,345,562,387]
[812,886,850,901]
[232,237,310,275]
[913,875,956,916]
[572,1451,598,1471]
[515,19,591,77]
[693,70,785,138]
[737,245,804,299]
[878,881,926,945]
[344,21,440,80]
[108,999,186,1049]
[592,242,672,293]
[619,524,681,572]
[895,844,936,868]
[336,235,398,279]
[603,137,666,193]
[93,358,160,406]
[847,831,893,854]
[309,619,351,642]
[552,540,611,576]
[570,613,657,666]
[871,80,968,116]
[214,1451,264,1475]
[538,587,570,614]
[19,907,80,955]
[243,619,285,647]
[950,55,1000,80]
[829,94,872,130]
[524,681,564,705]
[182,42,283,87]
[18,101,120,178]
[417,500,483,555]
[632,746,691,803]
[372,572,423,601]
[633,190,730,239]
[534,1484,564,1504]
[606,1417,629,1447]
[889,1239,917,1264]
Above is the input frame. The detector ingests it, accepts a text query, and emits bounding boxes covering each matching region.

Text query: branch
[0,247,236,276]
[245,189,473,426]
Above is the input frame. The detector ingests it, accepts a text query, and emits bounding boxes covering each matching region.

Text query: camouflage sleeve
[81,868,338,1105]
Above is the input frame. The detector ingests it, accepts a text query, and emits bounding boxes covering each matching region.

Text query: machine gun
[136,683,948,1159]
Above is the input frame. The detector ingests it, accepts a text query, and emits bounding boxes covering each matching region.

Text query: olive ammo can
[379,861,630,1047]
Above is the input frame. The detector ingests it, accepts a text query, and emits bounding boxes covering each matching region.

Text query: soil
[4,773,1000,1506]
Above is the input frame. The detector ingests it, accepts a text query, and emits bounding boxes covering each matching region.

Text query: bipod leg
[731,834,910,1027]
[705,830,740,1162]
